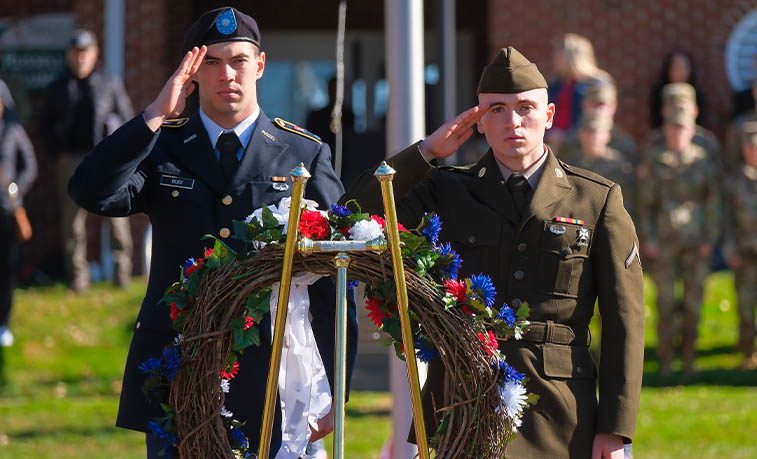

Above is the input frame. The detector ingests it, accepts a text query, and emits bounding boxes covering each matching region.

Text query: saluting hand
[144,46,207,132]
[419,103,490,160]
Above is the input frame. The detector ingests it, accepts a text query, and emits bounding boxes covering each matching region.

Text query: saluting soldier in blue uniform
[68,8,357,458]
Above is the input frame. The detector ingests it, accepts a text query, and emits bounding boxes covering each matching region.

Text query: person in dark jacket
[41,29,134,291]
[0,92,37,347]
[69,8,357,458]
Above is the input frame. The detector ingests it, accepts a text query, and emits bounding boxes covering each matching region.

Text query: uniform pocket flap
[443,221,499,247]
[542,344,595,379]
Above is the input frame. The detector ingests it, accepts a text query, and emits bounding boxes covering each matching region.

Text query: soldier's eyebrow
[204,52,251,61]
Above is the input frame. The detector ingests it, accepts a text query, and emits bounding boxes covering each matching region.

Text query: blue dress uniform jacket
[69,111,358,456]
[343,144,645,458]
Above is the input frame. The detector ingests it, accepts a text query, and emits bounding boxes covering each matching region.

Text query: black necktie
[217,132,242,184]
[506,174,530,217]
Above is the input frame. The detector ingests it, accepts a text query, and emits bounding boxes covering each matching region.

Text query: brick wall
[487,0,757,141]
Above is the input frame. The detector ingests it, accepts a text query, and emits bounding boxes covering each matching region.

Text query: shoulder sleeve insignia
[273,117,322,144]
[161,118,189,128]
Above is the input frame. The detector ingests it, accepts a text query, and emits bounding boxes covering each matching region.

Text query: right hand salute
[144,46,207,132]
[419,103,490,160]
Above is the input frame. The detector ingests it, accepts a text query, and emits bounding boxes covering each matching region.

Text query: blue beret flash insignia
[215,9,238,35]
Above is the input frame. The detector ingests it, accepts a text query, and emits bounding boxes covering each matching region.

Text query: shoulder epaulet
[560,160,615,187]
[273,117,322,144]
[439,163,477,174]
[161,118,189,128]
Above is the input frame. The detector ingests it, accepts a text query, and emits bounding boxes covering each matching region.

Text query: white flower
[220,405,233,418]
[348,219,383,241]
[173,334,184,346]
[220,378,230,393]
[499,380,528,420]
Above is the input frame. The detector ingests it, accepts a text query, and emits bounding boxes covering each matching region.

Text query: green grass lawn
[0,273,755,458]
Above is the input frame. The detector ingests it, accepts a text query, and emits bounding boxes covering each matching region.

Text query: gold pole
[332,253,351,459]
[374,162,430,458]
[258,163,310,459]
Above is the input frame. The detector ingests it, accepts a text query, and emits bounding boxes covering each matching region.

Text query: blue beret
[183,7,261,53]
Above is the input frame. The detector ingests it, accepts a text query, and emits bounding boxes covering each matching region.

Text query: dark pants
[0,214,19,327]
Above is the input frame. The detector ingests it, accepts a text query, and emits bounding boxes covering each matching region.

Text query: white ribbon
[269,272,332,459]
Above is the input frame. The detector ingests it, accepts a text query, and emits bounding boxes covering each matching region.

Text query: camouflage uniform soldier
[573,112,637,221]
[724,81,757,176]
[556,80,638,166]
[641,83,722,176]
[723,121,757,370]
[640,106,720,375]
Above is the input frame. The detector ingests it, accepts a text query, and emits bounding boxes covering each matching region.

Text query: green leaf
[392,341,406,361]
[516,303,530,321]
[202,237,237,269]
[232,219,260,242]
[399,231,431,256]
[381,316,404,344]
[232,324,260,351]
[261,205,282,228]
[245,288,271,323]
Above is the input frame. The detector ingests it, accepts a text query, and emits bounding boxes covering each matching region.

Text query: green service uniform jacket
[343,144,645,458]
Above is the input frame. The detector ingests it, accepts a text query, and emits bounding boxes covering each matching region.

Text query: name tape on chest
[160,174,195,190]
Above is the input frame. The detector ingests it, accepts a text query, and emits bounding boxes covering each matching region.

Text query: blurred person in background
[546,33,612,149]
[649,49,707,129]
[641,82,721,176]
[0,92,38,347]
[722,121,757,371]
[572,112,637,222]
[40,29,134,291]
[639,106,719,376]
[555,79,638,167]
[725,80,757,175]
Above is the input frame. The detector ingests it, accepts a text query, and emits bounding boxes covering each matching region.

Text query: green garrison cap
[477,47,548,95]
[662,82,696,105]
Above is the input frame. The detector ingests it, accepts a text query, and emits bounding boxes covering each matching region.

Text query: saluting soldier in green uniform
[723,121,757,371]
[639,106,719,375]
[344,47,644,459]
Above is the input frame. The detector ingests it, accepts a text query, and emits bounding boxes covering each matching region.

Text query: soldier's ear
[545,103,556,129]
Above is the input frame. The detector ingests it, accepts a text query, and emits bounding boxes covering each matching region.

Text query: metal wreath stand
[257,162,429,459]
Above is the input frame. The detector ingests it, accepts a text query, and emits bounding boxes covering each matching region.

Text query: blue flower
[414,337,439,363]
[435,242,463,279]
[421,214,442,245]
[492,360,525,383]
[138,357,162,375]
[347,280,359,291]
[148,420,177,455]
[497,304,517,327]
[230,426,248,449]
[330,204,352,217]
[162,347,181,382]
[468,273,496,308]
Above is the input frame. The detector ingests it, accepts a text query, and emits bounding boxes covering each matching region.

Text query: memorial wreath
[139,197,536,458]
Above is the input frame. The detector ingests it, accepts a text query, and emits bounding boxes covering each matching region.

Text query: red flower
[477,330,499,356]
[444,279,467,302]
[169,302,184,321]
[299,210,330,239]
[371,215,409,232]
[220,361,240,379]
[244,316,254,330]
[460,305,474,316]
[370,215,386,229]
[204,247,213,258]
[365,296,390,328]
